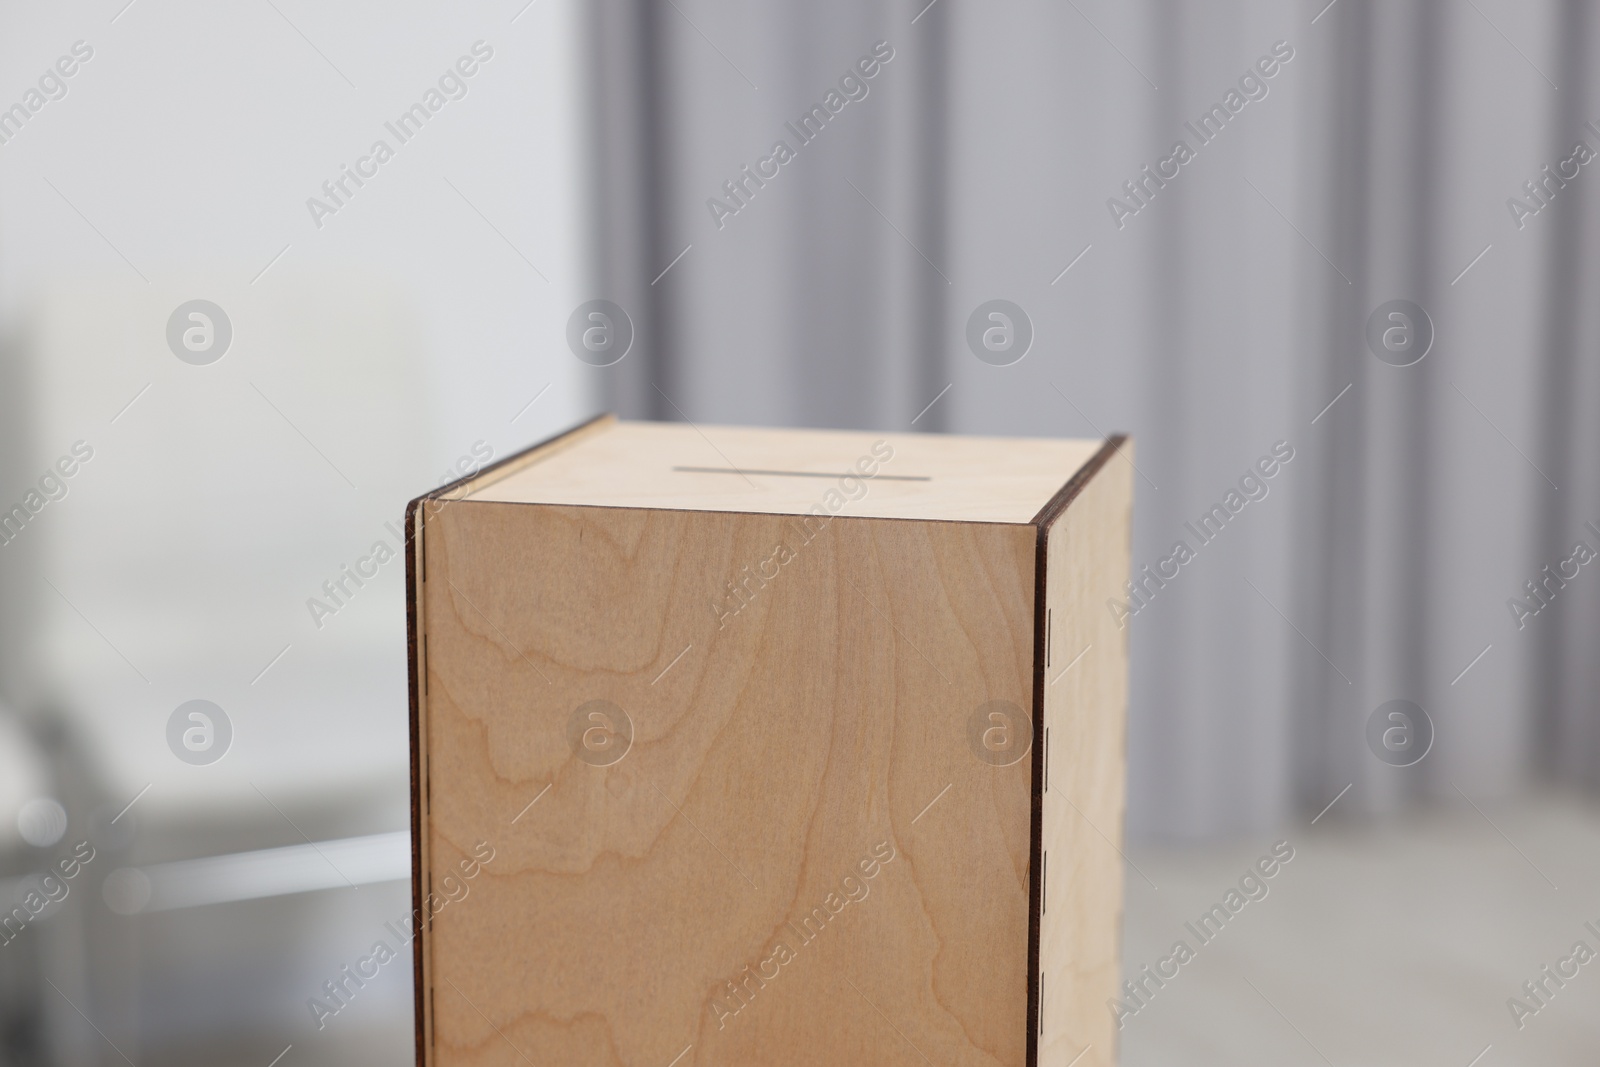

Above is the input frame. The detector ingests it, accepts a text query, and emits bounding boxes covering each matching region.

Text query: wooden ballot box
[405,414,1133,1067]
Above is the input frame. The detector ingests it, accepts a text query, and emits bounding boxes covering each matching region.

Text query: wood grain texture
[406,417,1133,1067]
[1037,443,1134,1067]
[464,421,1101,525]
[418,502,1039,1066]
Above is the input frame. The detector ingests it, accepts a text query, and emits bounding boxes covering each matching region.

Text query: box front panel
[418,501,1037,1066]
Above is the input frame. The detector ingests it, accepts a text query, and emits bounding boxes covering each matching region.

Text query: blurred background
[1,0,1598,1063]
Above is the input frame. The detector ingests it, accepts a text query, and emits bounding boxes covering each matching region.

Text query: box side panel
[418,501,1037,1066]
[1038,446,1134,1066]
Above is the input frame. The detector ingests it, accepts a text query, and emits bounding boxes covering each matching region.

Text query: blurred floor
[14,784,1600,1063]
[1120,791,1600,1066]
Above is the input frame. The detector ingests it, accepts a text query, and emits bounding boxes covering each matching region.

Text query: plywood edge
[1031,435,1134,1067]
[429,410,618,505]
[416,497,1047,529]
[403,494,430,1066]
[1029,434,1131,529]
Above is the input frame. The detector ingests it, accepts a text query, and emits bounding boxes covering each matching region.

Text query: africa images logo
[1107,40,1295,229]
[166,699,233,765]
[0,440,94,548]
[1364,299,1433,367]
[166,300,232,365]
[705,41,895,230]
[0,40,94,148]
[707,841,897,1029]
[966,300,1032,366]
[305,41,495,229]
[710,441,896,628]
[307,841,494,1030]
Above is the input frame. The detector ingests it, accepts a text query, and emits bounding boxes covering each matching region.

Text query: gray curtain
[582,1,949,429]
[581,0,1600,839]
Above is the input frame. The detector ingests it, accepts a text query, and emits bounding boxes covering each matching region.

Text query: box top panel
[461,418,1106,524]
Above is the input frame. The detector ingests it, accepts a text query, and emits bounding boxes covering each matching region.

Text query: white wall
[0,0,590,814]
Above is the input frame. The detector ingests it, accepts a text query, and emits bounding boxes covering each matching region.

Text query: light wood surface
[464,419,1102,525]
[1039,443,1134,1067]
[406,417,1132,1067]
